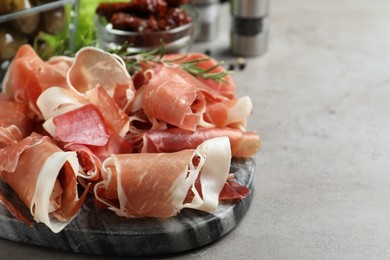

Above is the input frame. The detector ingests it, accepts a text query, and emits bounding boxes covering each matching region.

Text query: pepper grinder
[230,0,269,56]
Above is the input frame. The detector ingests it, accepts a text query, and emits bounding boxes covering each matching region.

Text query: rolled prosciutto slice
[142,65,233,131]
[95,137,231,218]
[204,96,253,129]
[141,65,252,131]
[0,133,88,233]
[142,65,211,131]
[140,127,260,157]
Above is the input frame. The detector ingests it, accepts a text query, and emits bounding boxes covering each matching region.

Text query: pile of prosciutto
[0,44,260,233]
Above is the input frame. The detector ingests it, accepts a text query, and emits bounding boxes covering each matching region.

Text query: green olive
[42,7,66,34]
[0,28,28,61]
[0,0,26,14]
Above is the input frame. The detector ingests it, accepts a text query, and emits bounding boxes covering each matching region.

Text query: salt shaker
[190,0,220,42]
[230,0,269,56]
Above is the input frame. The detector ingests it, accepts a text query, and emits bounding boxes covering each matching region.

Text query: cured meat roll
[0,133,88,233]
[139,127,260,157]
[141,65,252,131]
[95,137,231,218]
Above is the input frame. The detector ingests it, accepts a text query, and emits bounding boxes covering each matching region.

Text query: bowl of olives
[95,0,197,54]
[0,0,78,81]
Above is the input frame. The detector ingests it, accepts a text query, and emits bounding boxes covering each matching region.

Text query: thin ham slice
[0,125,23,148]
[140,127,260,157]
[163,53,236,99]
[2,45,70,116]
[94,137,231,218]
[38,86,129,138]
[36,87,86,120]
[49,104,109,146]
[0,133,43,172]
[204,96,253,129]
[0,133,88,232]
[0,101,32,136]
[219,180,251,200]
[141,65,251,131]
[0,100,33,147]
[86,86,130,137]
[186,175,251,202]
[89,128,133,161]
[67,47,135,111]
[61,128,132,184]
[142,65,223,131]
[62,143,102,182]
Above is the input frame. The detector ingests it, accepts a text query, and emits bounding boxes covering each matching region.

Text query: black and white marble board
[0,157,255,256]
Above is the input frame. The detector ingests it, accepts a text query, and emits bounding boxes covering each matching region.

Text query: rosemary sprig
[172,58,232,83]
[34,37,232,83]
[113,43,232,83]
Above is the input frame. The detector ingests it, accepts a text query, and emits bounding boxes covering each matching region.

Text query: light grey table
[2,0,390,259]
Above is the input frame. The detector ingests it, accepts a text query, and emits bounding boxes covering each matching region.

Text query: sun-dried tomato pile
[96,0,192,32]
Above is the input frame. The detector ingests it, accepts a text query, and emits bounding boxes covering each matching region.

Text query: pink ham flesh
[53,104,109,146]
[97,150,195,217]
[186,177,250,202]
[4,45,69,115]
[142,66,203,131]
[141,127,260,157]
[142,65,227,131]
[67,47,135,110]
[60,128,133,183]
[86,86,130,137]
[0,101,32,134]
[95,137,234,218]
[163,53,236,99]
[0,132,43,173]
[63,143,102,182]
[0,133,88,231]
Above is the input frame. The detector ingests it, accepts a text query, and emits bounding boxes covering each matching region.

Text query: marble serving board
[0,157,255,256]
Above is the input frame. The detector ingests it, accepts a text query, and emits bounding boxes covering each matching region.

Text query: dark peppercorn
[237,57,246,70]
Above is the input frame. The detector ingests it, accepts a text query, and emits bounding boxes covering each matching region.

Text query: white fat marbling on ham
[37,87,85,120]
[42,118,56,138]
[183,137,231,212]
[225,96,252,128]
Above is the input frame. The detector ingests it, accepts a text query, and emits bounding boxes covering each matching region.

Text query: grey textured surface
[1,0,390,259]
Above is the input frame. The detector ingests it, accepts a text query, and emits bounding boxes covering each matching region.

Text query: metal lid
[230,0,269,18]
[230,29,269,56]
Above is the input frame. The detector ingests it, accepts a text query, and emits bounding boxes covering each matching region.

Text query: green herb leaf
[114,44,233,83]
